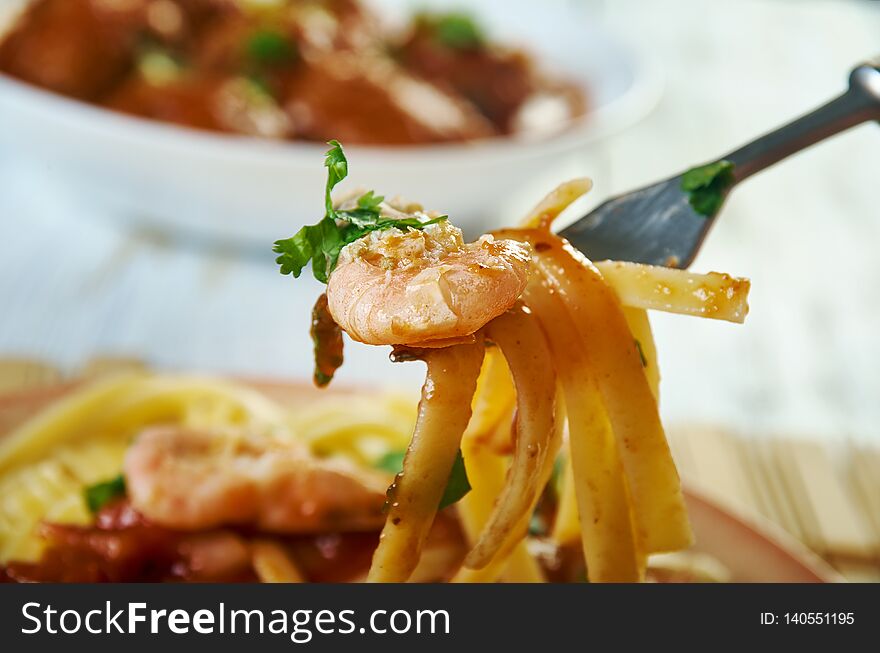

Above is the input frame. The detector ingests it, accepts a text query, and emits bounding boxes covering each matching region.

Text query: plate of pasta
[0,142,836,583]
[0,375,835,583]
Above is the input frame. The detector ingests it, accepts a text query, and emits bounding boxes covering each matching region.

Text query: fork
[559,60,880,268]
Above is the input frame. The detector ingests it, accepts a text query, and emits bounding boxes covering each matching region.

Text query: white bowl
[0,0,662,247]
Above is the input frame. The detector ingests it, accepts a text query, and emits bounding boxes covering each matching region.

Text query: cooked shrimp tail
[124,426,389,533]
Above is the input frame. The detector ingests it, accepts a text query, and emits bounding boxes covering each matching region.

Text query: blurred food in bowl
[0,0,659,245]
[0,0,585,144]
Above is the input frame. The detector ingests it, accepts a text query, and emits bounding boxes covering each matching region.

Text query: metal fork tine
[558,60,880,267]
[558,176,714,268]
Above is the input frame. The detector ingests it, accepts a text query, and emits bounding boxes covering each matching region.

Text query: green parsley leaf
[681,160,733,189]
[323,139,348,217]
[273,223,316,278]
[337,210,447,232]
[439,449,471,509]
[274,140,448,284]
[84,475,126,514]
[681,160,735,217]
[418,11,485,50]
[357,190,384,211]
[246,29,296,66]
[528,511,546,536]
[312,215,346,283]
[374,450,406,475]
[374,448,471,509]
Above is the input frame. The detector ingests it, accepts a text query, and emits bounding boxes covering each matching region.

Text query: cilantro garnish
[681,160,735,217]
[246,29,296,66]
[416,11,485,50]
[84,475,126,514]
[374,450,406,476]
[374,448,471,509]
[274,141,447,283]
[439,449,471,509]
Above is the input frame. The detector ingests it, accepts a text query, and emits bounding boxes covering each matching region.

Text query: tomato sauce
[0,499,384,583]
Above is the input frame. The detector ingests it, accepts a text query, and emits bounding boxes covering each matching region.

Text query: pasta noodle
[0,374,289,475]
[519,178,593,229]
[463,348,517,451]
[521,272,643,581]
[622,307,660,400]
[251,540,306,583]
[521,231,693,554]
[293,393,417,465]
[551,454,580,546]
[367,339,485,582]
[465,305,557,569]
[595,261,750,323]
[453,350,546,583]
[457,388,564,582]
[452,439,540,583]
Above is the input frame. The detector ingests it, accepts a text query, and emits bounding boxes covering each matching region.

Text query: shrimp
[123,426,389,533]
[326,217,531,346]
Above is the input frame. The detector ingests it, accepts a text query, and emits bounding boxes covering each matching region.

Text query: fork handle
[725,61,880,182]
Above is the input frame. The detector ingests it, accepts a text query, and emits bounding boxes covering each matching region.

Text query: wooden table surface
[0,0,879,443]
